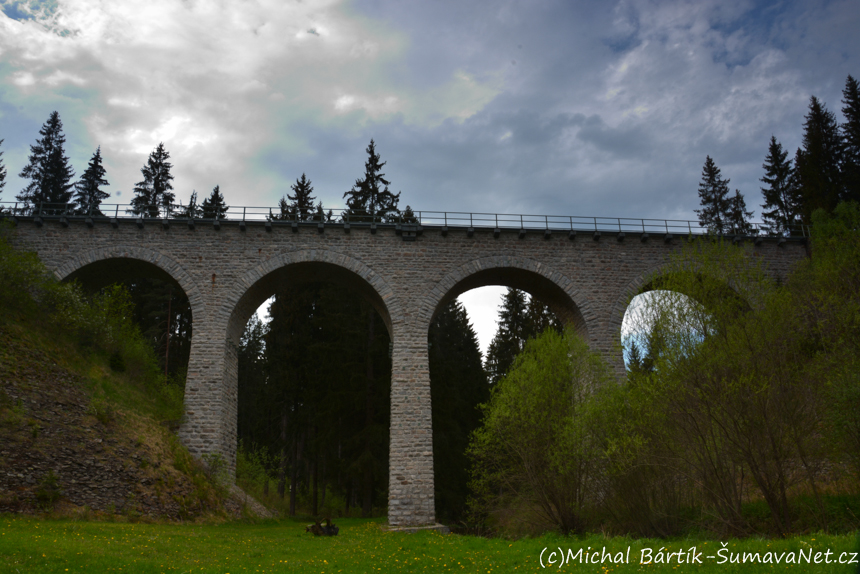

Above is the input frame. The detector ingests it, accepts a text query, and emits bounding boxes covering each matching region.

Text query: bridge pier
[388,319,436,526]
[178,324,239,478]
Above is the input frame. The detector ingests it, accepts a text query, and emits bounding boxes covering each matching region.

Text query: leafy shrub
[36,470,63,509]
[467,328,613,535]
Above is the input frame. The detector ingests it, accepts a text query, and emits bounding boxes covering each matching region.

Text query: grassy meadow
[1,516,858,573]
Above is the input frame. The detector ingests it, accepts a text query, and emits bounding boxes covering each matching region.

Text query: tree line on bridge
[694,74,860,235]
[2,74,859,229]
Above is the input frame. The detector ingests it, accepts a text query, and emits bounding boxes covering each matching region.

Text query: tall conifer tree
[429,300,488,521]
[288,174,316,221]
[842,75,860,204]
[484,289,529,385]
[179,190,203,218]
[695,156,731,234]
[795,96,843,222]
[760,136,800,233]
[726,189,753,234]
[0,139,7,200]
[74,146,110,215]
[343,139,400,223]
[201,185,229,219]
[131,143,175,217]
[17,111,75,210]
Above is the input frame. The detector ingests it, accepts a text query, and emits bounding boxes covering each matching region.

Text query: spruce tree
[343,139,401,223]
[429,300,488,522]
[74,146,110,215]
[201,185,229,219]
[0,139,6,200]
[131,142,175,218]
[271,196,291,221]
[288,174,316,221]
[842,75,860,204]
[726,189,753,234]
[523,296,563,341]
[795,96,843,222]
[179,190,203,218]
[17,111,75,211]
[484,288,529,385]
[694,156,731,234]
[760,136,800,233]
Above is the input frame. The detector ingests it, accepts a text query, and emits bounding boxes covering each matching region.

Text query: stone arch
[199,248,400,486]
[223,249,400,346]
[610,259,752,351]
[421,255,593,341]
[54,245,206,323]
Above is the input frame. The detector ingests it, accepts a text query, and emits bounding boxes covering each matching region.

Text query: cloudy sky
[1,0,858,353]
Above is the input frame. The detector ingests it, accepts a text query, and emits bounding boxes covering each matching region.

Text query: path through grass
[1,516,857,573]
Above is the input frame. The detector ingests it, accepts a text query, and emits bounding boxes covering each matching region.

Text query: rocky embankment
[0,328,266,519]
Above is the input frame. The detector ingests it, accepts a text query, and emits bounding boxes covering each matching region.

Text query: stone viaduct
[5,210,808,526]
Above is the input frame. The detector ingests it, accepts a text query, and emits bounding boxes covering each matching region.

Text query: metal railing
[0,201,811,238]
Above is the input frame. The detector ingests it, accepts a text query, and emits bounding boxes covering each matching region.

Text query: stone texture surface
[8,217,808,526]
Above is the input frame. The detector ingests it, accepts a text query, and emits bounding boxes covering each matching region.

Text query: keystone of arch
[420,255,596,338]
[223,248,402,340]
[53,245,206,322]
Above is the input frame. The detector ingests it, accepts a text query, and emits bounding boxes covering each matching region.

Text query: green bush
[35,470,63,509]
[467,328,613,535]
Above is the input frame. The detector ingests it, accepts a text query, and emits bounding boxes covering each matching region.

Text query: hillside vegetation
[468,203,860,538]
[0,222,257,520]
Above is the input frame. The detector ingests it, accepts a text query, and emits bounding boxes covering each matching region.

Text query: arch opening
[230,261,394,519]
[427,265,586,523]
[430,267,588,341]
[64,257,195,383]
[619,269,750,373]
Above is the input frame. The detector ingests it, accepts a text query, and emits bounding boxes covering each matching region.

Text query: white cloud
[0,0,502,205]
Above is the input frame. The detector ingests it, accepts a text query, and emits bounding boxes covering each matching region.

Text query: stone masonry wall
[8,217,808,526]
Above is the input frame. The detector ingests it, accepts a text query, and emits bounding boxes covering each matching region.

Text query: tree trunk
[277,408,288,499]
[319,459,327,512]
[362,309,375,518]
[289,437,298,516]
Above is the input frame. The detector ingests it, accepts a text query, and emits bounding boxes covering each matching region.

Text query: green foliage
[760,136,801,233]
[843,75,860,204]
[613,220,860,536]
[484,288,562,385]
[16,111,75,209]
[343,139,401,223]
[201,185,229,219]
[429,300,488,523]
[0,138,6,199]
[0,225,180,423]
[35,470,63,509]
[796,96,844,222]
[287,173,317,221]
[87,396,115,426]
[695,155,732,234]
[0,516,856,573]
[74,146,110,216]
[131,142,175,218]
[238,282,391,518]
[468,328,613,535]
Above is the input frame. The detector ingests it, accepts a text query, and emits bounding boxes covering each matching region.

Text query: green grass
[1,516,857,573]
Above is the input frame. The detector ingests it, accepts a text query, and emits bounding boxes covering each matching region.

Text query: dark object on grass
[306,518,339,536]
